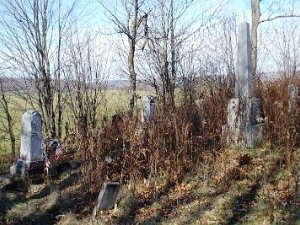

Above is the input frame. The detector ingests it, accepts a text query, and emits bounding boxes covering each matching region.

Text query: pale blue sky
[72,0,299,29]
[0,0,299,76]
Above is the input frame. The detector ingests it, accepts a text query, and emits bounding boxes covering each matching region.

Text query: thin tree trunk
[128,0,139,114]
[0,81,16,159]
[128,42,137,114]
[161,0,169,106]
[57,0,62,139]
[170,0,176,106]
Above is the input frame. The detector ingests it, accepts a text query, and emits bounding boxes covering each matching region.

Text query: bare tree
[64,30,109,136]
[251,0,300,83]
[0,76,16,158]
[264,20,300,78]
[100,0,148,113]
[0,0,76,138]
[138,0,223,105]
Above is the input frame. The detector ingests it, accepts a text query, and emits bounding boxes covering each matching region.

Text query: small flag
[44,154,51,175]
[55,142,64,160]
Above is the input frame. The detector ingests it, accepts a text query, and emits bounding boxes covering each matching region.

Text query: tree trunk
[128,40,137,114]
[0,81,16,159]
[170,0,176,106]
[161,0,170,106]
[57,0,62,139]
[128,0,139,114]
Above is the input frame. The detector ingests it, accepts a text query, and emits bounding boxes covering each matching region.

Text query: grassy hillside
[0,77,299,224]
[1,147,299,224]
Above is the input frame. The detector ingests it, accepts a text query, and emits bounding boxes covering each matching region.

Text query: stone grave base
[224,97,265,149]
[245,123,264,148]
[10,159,44,178]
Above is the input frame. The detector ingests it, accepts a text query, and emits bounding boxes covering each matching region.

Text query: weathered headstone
[288,84,299,113]
[10,110,44,177]
[20,110,43,162]
[92,182,120,217]
[235,22,253,102]
[141,95,156,122]
[10,159,26,177]
[225,22,264,148]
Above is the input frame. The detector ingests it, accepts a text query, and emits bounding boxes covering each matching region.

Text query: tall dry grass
[65,74,299,197]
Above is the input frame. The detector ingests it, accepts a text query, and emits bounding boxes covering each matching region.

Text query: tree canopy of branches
[100,0,148,113]
[0,0,76,138]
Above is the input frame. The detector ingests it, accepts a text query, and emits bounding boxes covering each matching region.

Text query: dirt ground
[1,148,300,225]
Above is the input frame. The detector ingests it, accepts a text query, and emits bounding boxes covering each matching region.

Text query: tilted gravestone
[141,95,156,122]
[10,110,44,177]
[92,182,120,218]
[225,22,264,148]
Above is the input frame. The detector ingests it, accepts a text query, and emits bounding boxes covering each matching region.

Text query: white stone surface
[141,95,155,122]
[20,110,43,162]
[235,21,253,101]
[288,84,299,113]
[227,98,241,144]
[225,22,265,149]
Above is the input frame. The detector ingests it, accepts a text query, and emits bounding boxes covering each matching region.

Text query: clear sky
[0,0,299,77]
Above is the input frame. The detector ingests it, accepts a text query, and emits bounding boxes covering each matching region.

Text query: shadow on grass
[30,185,51,199]
[9,211,57,225]
[139,191,223,225]
[227,182,260,225]
[0,191,25,224]
[58,172,82,190]
[113,181,176,224]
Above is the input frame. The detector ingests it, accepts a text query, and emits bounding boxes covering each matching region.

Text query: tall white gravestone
[235,22,253,101]
[20,110,43,162]
[10,110,43,177]
[141,95,156,122]
[225,22,264,148]
[288,84,299,113]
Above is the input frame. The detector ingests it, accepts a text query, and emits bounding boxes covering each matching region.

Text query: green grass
[0,89,150,156]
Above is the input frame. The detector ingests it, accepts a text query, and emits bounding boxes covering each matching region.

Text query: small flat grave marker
[92,182,120,217]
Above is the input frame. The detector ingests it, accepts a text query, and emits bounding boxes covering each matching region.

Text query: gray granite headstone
[227,98,241,144]
[10,159,26,177]
[92,182,120,217]
[225,22,264,148]
[10,110,43,177]
[288,84,299,113]
[141,95,156,122]
[20,110,43,162]
[235,22,253,102]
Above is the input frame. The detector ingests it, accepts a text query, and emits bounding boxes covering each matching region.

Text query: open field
[0,89,135,157]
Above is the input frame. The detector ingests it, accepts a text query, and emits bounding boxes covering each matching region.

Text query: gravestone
[92,182,120,217]
[20,110,43,162]
[10,110,44,177]
[141,95,156,122]
[288,84,299,113]
[225,22,264,148]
